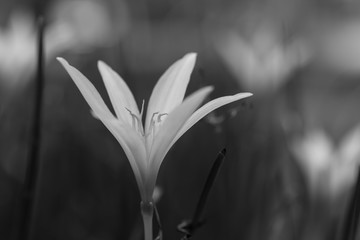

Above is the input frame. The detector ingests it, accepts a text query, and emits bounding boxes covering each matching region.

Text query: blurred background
[1,0,360,239]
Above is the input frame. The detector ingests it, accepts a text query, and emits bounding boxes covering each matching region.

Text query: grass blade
[177,148,226,239]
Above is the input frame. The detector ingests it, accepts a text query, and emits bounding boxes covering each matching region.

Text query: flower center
[125,108,168,138]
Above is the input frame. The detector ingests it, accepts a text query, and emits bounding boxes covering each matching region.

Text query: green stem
[141,201,154,240]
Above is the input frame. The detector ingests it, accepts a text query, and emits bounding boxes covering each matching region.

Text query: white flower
[57,53,252,202]
[216,28,309,93]
[292,126,360,199]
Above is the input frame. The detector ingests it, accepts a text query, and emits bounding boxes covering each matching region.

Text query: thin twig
[177,148,226,239]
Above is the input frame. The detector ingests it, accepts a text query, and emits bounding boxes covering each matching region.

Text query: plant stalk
[141,201,154,240]
[16,16,45,240]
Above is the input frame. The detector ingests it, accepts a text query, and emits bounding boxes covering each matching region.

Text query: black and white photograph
[1,0,360,239]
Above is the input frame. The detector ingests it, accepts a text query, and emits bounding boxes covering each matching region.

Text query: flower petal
[145,53,196,131]
[99,117,148,201]
[147,86,214,189]
[98,61,140,124]
[58,57,149,200]
[57,57,114,120]
[172,92,253,146]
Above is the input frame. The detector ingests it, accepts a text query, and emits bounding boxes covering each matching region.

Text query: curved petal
[148,86,214,184]
[171,92,253,146]
[172,93,252,144]
[145,53,197,131]
[98,61,140,124]
[57,57,114,120]
[99,116,148,201]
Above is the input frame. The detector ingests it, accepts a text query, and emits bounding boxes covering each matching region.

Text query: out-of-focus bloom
[215,27,309,93]
[0,1,129,90]
[48,0,130,53]
[57,53,252,202]
[0,9,72,88]
[0,10,37,88]
[0,9,70,89]
[291,126,360,200]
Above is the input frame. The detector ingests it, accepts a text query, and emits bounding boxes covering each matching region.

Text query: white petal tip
[97,60,107,69]
[97,60,118,76]
[201,86,215,95]
[231,92,253,101]
[183,52,197,61]
[56,57,67,64]
[240,92,253,98]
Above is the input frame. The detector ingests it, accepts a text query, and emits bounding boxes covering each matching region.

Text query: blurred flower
[48,0,130,53]
[291,126,360,200]
[0,10,37,88]
[0,1,129,91]
[215,27,309,93]
[57,53,252,203]
[0,9,73,89]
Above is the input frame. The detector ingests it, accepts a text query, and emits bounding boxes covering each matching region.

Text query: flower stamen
[140,99,145,119]
[147,112,168,136]
[143,111,168,154]
[157,113,168,123]
[126,107,144,135]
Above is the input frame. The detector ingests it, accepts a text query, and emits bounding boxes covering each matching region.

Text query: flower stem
[17,16,45,240]
[141,201,154,240]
